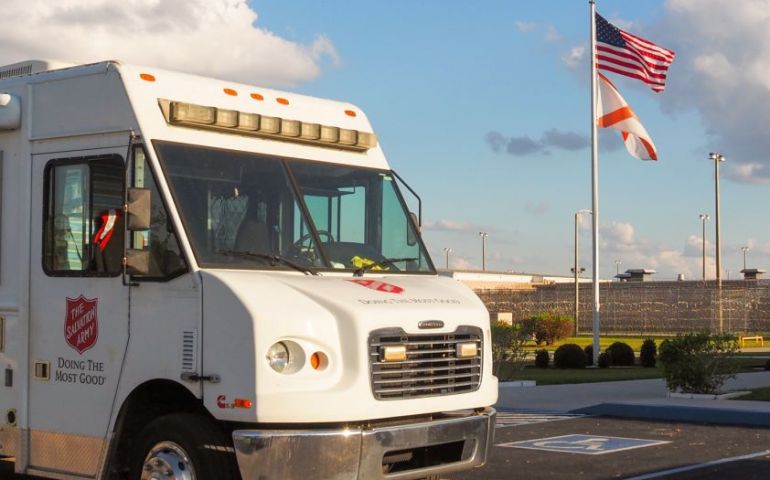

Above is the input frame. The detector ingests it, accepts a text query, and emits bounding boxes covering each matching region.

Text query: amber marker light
[344,109,357,117]
[276,97,290,105]
[250,93,264,101]
[310,352,328,370]
[139,73,156,82]
[224,88,238,96]
[234,398,253,409]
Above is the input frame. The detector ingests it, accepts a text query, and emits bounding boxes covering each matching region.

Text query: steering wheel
[292,230,335,249]
[288,230,335,264]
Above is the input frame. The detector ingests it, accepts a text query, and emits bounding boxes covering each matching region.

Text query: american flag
[595,13,675,92]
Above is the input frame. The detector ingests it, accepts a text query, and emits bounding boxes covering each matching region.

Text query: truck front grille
[368,326,482,400]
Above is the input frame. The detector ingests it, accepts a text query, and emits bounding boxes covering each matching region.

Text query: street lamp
[708,152,726,285]
[443,247,453,270]
[574,209,591,334]
[479,232,488,271]
[699,213,710,280]
[741,246,750,271]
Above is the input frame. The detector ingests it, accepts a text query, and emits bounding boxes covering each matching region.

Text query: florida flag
[597,73,657,161]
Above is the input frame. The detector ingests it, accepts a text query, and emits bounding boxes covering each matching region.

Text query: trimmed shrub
[531,312,574,346]
[584,344,594,366]
[658,332,739,394]
[640,338,657,368]
[606,342,635,366]
[491,320,535,377]
[554,343,587,369]
[534,349,550,369]
[597,351,611,368]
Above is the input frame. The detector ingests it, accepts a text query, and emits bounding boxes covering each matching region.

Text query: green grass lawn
[499,364,665,385]
[497,357,766,385]
[732,387,770,401]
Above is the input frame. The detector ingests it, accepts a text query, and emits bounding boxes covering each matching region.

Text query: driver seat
[234,219,271,253]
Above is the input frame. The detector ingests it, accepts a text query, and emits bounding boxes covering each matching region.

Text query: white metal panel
[30,69,134,140]
[201,271,498,423]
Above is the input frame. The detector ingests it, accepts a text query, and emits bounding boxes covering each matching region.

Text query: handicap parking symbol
[498,434,670,455]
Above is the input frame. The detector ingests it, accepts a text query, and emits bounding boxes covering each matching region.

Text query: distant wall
[476,280,770,335]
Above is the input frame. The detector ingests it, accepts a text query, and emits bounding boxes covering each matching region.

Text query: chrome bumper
[232,407,496,480]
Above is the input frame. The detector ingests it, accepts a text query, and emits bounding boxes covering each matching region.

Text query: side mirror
[126,187,151,231]
[125,249,151,276]
[407,212,420,246]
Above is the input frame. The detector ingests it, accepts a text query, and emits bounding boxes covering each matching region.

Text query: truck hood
[200,270,497,423]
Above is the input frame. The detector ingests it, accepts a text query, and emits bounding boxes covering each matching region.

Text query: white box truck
[0,60,497,480]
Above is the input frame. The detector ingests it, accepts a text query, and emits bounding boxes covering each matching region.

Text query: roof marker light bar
[159,99,377,152]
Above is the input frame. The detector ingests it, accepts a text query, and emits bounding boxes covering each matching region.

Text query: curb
[572,402,770,428]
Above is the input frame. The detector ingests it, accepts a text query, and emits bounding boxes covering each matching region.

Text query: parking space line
[624,449,770,480]
[495,411,586,429]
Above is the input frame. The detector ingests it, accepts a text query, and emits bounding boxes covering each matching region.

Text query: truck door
[27,148,129,477]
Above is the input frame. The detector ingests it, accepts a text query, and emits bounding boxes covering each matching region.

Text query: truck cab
[0,60,496,479]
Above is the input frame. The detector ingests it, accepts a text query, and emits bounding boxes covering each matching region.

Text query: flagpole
[589,0,601,366]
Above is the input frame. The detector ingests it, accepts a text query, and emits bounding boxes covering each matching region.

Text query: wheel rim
[141,441,196,480]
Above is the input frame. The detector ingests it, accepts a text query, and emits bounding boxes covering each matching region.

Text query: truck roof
[0,59,388,169]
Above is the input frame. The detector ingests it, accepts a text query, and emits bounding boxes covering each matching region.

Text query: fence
[476,280,770,335]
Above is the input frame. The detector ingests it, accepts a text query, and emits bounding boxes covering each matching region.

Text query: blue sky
[250,0,770,279]
[4,0,768,280]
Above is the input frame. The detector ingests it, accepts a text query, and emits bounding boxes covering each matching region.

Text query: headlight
[267,342,290,372]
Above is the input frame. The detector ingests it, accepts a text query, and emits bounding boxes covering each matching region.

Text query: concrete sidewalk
[496,371,770,427]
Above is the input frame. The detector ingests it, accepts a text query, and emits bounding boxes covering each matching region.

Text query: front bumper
[232,407,496,479]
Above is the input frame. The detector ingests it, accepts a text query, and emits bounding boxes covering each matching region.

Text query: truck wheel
[130,413,239,480]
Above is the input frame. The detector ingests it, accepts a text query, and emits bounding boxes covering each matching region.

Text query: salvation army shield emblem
[65,295,99,354]
[349,279,404,294]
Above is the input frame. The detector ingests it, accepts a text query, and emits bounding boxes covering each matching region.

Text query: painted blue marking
[498,434,670,455]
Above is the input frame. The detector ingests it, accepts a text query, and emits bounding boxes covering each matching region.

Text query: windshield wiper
[216,250,318,275]
[353,257,418,277]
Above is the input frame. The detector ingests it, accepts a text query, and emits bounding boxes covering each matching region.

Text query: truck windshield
[154,142,434,274]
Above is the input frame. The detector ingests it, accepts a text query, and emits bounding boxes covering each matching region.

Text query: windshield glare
[154,142,434,274]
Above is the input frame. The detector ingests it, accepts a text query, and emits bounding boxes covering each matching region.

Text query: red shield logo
[65,295,99,354]
[349,279,404,294]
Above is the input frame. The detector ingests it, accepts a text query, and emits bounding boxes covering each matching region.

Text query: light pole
[443,247,453,270]
[479,232,488,271]
[708,151,726,332]
[708,152,726,285]
[614,259,622,277]
[699,213,710,280]
[741,246,749,271]
[574,209,591,335]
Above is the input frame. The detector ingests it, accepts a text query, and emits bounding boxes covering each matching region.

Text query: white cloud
[561,46,585,69]
[451,257,476,270]
[545,25,562,43]
[725,162,770,184]
[423,219,487,234]
[0,0,339,87]
[594,220,722,279]
[514,20,538,33]
[660,0,770,183]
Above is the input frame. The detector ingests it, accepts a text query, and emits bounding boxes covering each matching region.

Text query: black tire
[129,413,239,480]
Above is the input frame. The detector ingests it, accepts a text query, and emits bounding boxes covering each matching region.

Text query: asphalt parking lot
[450,412,770,480]
[4,413,770,479]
